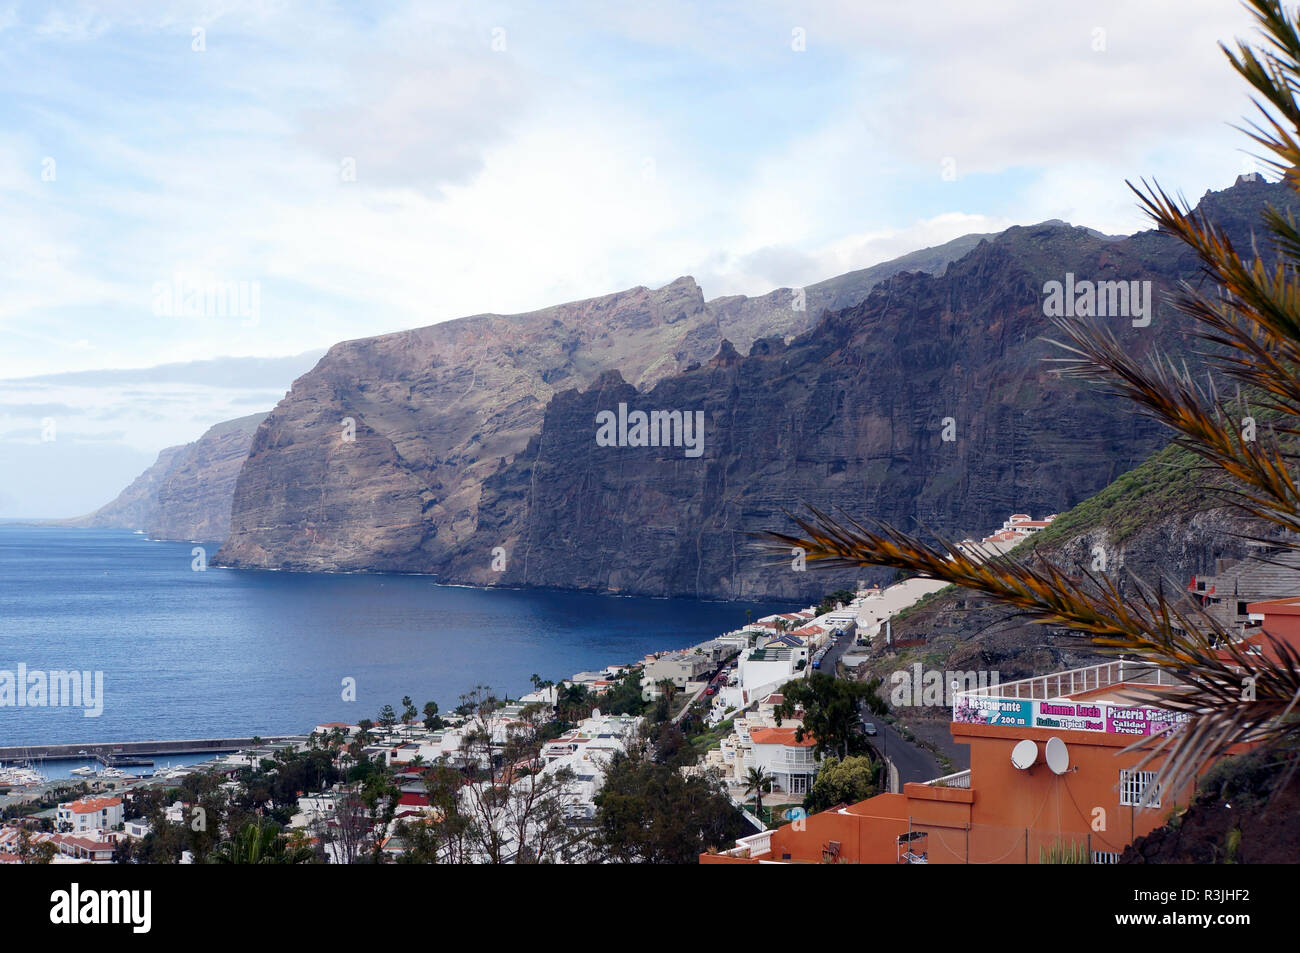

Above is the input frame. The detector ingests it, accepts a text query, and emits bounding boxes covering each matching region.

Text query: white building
[533,710,640,821]
[748,727,821,796]
[56,796,124,833]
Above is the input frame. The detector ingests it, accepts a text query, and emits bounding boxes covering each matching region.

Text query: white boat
[0,765,47,786]
[69,766,97,776]
[99,767,126,779]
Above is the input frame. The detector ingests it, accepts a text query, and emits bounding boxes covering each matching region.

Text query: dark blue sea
[0,527,785,747]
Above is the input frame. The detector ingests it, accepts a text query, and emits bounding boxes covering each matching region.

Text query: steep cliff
[215,233,983,571]
[149,413,270,541]
[60,444,189,532]
[438,177,1293,600]
[64,412,267,541]
[215,176,1289,595]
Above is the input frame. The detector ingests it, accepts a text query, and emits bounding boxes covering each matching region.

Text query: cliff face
[217,278,725,570]
[214,176,1288,595]
[149,413,270,541]
[62,444,189,532]
[64,412,267,541]
[215,236,981,571]
[437,178,1292,600]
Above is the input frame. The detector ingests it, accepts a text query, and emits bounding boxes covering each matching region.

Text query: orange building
[1236,597,1300,664]
[703,659,1207,864]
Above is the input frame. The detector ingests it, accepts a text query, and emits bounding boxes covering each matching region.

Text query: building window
[1120,769,1161,807]
[1092,851,1121,864]
[789,775,808,794]
[1237,601,1248,615]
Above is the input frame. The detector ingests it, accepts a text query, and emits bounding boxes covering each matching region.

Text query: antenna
[1010,739,1037,770]
[1045,736,1070,775]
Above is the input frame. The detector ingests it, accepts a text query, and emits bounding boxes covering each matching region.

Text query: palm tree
[744,767,772,822]
[208,819,314,864]
[759,0,1300,804]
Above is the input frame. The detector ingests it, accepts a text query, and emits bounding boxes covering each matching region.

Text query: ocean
[0,526,785,747]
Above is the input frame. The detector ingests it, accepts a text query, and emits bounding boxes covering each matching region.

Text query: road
[817,630,853,673]
[817,633,947,789]
[672,681,710,724]
[863,714,946,789]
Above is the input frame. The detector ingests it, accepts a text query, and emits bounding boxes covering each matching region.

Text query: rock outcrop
[215,233,982,571]
[64,412,268,542]
[215,176,1290,599]
[436,178,1293,599]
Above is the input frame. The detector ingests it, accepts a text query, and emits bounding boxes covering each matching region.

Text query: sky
[0,0,1281,516]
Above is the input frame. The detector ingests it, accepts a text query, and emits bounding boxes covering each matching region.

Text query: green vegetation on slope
[1020,442,1211,550]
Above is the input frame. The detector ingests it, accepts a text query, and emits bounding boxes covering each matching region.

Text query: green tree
[743,766,772,819]
[594,746,747,863]
[422,700,443,731]
[598,668,648,716]
[805,755,879,813]
[377,705,397,729]
[555,682,593,726]
[401,696,418,724]
[650,721,691,767]
[208,819,315,864]
[817,589,855,616]
[774,673,886,760]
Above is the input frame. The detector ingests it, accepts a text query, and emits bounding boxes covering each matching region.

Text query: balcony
[924,769,971,789]
[779,755,817,773]
[722,830,772,859]
[956,659,1178,701]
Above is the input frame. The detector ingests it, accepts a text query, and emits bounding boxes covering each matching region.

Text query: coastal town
[0,590,859,864]
[2,511,1298,865]
[0,513,1073,864]
[5,4,1298,934]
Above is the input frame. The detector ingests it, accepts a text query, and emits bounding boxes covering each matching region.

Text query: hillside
[874,435,1279,690]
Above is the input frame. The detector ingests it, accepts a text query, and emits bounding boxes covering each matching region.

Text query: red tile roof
[749,727,817,748]
[63,797,121,814]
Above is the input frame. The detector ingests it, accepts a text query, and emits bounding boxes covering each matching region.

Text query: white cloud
[0,0,1281,383]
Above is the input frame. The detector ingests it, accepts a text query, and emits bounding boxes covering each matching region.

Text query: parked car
[862,722,878,736]
[704,686,717,696]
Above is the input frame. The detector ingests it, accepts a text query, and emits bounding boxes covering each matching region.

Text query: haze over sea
[0,527,785,747]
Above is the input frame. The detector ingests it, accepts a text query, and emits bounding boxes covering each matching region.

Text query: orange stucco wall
[706,720,1200,864]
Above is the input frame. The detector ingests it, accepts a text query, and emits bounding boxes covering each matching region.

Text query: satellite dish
[1010,739,1038,770]
[1045,736,1070,775]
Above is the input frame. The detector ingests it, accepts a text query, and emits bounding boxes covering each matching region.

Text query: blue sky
[0,0,1278,514]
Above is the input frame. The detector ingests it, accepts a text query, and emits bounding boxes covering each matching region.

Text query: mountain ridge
[433,177,1292,600]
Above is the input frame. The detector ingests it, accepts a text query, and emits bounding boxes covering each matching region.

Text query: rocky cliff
[437,177,1293,600]
[65,412,267,541]
[214,235,983,571]
[214,176,1290,597]
[149,413,271,541]
[61,444,190,532]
